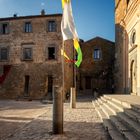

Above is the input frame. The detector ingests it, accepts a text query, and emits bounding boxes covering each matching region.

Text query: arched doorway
[130,60,137,94]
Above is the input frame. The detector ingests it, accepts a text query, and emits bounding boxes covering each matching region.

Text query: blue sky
[0,0,115,41]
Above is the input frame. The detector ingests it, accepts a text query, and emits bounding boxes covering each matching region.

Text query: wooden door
[85,76,91,89]
[24,75,30,96]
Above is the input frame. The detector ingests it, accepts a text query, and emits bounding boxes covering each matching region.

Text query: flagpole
[60,40,65,132]
[73,43,76,89]
[62,41,65,100]
[61,0,82,108]
[74,42,77,104]
[74,47,77,93]
[73,41,75,87]
[70,40,76,108]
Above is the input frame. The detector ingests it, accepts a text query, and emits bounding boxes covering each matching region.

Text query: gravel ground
[0,99,110,140]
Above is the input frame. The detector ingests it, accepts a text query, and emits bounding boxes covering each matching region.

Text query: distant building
[115,0,140,95]
[0,12,73,99]
[77,37,115,95]
[0,12,115,99]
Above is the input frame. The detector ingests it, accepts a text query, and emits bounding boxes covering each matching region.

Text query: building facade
[0,12,116,99]
[0,13,73,99]
[115,0,140,95]
[77,37,115,95]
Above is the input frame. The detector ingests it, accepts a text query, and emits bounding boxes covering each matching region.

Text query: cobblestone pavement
[0,99,110,140]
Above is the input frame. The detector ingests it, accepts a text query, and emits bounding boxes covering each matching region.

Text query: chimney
[13,13,17,18]
[41,9,45,15]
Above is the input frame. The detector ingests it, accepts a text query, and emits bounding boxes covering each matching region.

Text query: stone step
[107,99,125,112]
[95,99,100,106]
[99,101,114,119]
[103,100,140,124]
[102,96,126,112]
[95,105,125,140]
[104,119,125,140]
[95,105,107,121]
[101,96,108,102]
[98,98,104,105]
[104,95,131,108]
[93,95,140,139]
[124,108,140,123]
[104,96,140,114]
[104,102,119,115]
[99,98,120,116]
[92,101,99,109]
[103,95,112,100]
[110,116,139,140]
[131,105,140,113]
[117,112,140,137]
[103,96,140,124]
[95,98,140,139]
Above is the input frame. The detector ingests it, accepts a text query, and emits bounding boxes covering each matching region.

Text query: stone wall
[0,14,73,99]
[115,0,140,94]
[115,0,127,93]
[77,37,115,95]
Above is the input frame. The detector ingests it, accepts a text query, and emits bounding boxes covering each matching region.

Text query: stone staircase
[92,95,140,140]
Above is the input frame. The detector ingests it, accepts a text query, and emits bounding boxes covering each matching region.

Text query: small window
[48,47,55,60]
[23,48,32,60]
[130,30,136,46]
[93,49,101,60]
[0,47,8,61]
[24,22,32,33]
[48,21,56,32]
[1,23,9,34]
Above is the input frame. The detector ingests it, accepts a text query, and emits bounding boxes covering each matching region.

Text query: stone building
[0,12,73,99]
[76,37,115,95]
[115,0,140,95]
[0,12,116,99]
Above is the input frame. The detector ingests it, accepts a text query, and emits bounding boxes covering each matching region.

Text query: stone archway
[130,60,137,95]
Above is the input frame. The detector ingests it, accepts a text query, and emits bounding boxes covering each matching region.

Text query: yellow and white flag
[61,0,78,40]
[61,0,82,67]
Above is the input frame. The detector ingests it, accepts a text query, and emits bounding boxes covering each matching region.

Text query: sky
[0,0,115,41]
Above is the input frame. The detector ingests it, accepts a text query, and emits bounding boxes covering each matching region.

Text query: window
[48,21,56,32]
[0,47,8,61]
[93,49,101,60]
[23,48,32,60]
[48,47,55,60]
[1,23,9,34]
[130,30,136,46]
[24,22,32,33]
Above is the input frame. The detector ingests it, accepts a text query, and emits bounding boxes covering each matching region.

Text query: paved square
[0,100,48,140]
[0,100,110,140]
